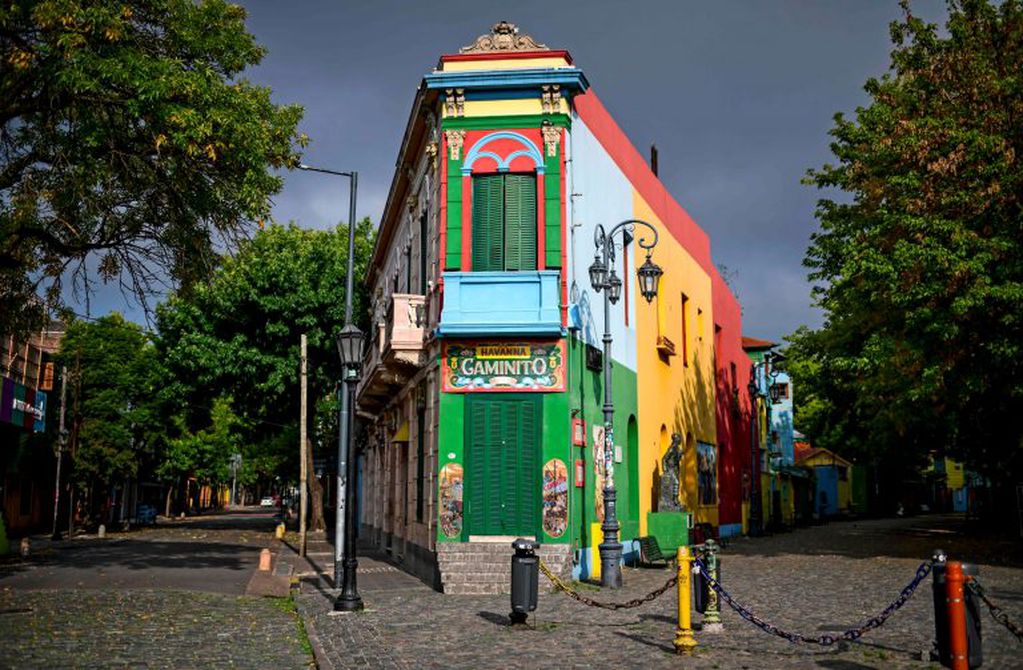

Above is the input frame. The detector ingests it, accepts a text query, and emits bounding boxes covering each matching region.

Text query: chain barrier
[538,559,677,611]
[967,579,1023,643]
[693,557,933,646]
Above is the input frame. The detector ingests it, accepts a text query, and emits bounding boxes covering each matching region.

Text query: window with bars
[471,173,537,271]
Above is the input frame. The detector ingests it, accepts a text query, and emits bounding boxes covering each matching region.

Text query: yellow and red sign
[442,340,566,392]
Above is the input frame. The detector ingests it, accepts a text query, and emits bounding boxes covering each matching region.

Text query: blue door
[815,466,839,517]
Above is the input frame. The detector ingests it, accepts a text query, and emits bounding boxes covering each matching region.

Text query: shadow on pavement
[477,610,508,626]
[0,539,256,579]
[724,514,1023,567]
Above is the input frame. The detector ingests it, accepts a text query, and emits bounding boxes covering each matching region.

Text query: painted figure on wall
[438,463,464,538]
[697,442,717,506]
[542,459,568,538]
[658,433,683,512]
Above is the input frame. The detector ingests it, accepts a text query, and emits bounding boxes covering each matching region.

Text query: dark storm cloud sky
[82,0,948,342]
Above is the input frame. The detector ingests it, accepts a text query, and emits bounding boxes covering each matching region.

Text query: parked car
[136,504,157,525]
[260,496,275,507]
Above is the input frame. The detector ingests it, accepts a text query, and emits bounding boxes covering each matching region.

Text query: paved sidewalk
[292,516,1023,670]
[1,509,315,669]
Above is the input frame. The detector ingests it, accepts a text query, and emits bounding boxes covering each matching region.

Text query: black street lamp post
[588,219,662,589]
[297,163,363,612]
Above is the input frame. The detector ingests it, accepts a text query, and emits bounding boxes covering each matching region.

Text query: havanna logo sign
[443,341,566,392]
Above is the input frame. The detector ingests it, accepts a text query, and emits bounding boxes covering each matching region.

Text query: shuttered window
[471,174,537,271]
[466,395,540,536]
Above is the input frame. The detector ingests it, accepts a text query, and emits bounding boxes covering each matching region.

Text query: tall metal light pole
[588,219,663,589]
[297,164,364,612]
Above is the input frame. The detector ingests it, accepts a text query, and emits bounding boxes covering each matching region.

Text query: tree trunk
[306,438,326,531]
[165,485,173,517]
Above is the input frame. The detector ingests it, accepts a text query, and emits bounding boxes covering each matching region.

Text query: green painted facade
[436,381,571,544]
[566,338,639,553]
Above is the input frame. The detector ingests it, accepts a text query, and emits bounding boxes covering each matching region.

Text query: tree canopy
[155,220,375,518]
[793,0,1023,486]
[1,0,306,334]
[57,313,159,490]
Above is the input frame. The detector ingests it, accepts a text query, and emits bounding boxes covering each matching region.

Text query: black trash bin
[510,538,540,625]
[693,559,721,615]
[932,559,982,668]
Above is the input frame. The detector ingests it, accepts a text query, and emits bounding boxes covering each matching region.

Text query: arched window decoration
[462,132,545,272]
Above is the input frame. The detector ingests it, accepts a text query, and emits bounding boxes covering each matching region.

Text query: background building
[1,325,62,536]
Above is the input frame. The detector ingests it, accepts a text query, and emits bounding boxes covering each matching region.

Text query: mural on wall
[442,341,566,392]
[542,459,568,538]
[697,442,717,506]
[438,463,464,538]
[592,424,606,522]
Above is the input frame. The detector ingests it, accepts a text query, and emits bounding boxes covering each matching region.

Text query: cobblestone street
[0,510,313,670]
[296,514,1023,670]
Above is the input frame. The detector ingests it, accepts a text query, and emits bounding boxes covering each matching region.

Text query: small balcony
[437,271,563,337]
[358,293,426,412]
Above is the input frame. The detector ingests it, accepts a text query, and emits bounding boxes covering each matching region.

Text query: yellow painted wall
[633,190,717,534]
[448,98,569,119]
[441,56,572,72]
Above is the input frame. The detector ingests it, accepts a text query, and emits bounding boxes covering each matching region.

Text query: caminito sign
[442,341,566,392]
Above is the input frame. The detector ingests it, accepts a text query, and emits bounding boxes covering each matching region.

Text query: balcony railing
[357,293,426,412]
[437,271,562,337]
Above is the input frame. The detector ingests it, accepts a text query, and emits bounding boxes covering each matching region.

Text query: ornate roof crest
[460,21,549,54]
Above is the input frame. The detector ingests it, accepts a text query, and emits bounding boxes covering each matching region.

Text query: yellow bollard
[275,522,285,540]
[674,545,698,654]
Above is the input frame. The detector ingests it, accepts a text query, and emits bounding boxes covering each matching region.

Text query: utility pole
[299,333,308,558]
[67,349,81,538]
[51,365,67,540]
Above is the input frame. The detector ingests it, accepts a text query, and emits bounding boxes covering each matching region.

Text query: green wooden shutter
[471,175,504,271]
[503,174,537,271]
[467,399,487,536]
[515,398,539,534]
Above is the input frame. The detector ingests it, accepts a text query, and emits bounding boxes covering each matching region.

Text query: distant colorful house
[354,22,750,592]
[796,446,854,518]
[927,456,974,513]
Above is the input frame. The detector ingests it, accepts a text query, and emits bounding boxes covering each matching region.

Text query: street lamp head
[607,269,623,305]
[769,382,782,404]
[335,323,365,372]
[636,254,663,303]
[589,254,608,292]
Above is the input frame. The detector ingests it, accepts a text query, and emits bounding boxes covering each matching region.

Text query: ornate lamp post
[335,322,364,612]
[297,163,363,612]
[588,219,662,589]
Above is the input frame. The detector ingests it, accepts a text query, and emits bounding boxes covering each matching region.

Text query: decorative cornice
[426,140,438,171]
[541,120,560,157]
[444,88,464,117]
[444,129,466,160]
[460,22,548,54]
[541,84,561,115]
[424,69,589,94]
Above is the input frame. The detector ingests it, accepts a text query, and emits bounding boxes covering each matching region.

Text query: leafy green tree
[798,1,1023,499]
[57,313,159,518]
[155,220,375,526]
[157,395,243,513]
[1,0,306,334]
